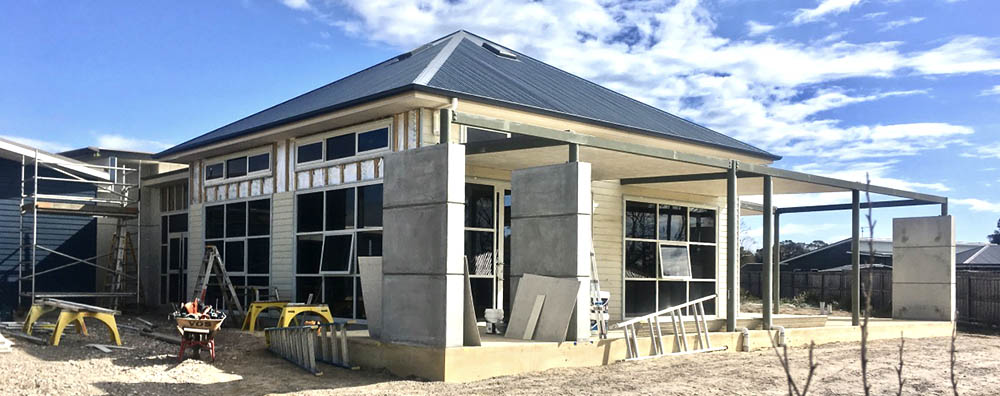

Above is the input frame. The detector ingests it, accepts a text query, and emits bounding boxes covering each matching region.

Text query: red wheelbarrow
[176,316,225,362]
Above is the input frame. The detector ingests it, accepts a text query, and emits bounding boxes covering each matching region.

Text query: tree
[989,217,1000,244]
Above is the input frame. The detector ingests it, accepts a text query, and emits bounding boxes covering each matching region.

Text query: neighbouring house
[147,30,958,379]
[956,244,1000,270]
[781,238,987,272]
[0,139,103,318]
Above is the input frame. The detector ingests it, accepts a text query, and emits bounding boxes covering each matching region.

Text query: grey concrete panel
[383,144,465,208]
[358,257,383,339]
[510,162,591,218]
[381,273,464,347]
[510,214,592,277]
[893,216,954,248]
[892,246,956,284]
[892,282,956,321]
[505,274,581,342]
[382,202,464,275]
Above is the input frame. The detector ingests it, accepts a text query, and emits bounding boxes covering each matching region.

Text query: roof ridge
[431,32,778,159]
[412,32,467,86]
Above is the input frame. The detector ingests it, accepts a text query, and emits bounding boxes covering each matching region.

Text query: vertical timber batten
[726,161,739,332]
[851,189,861,326]
[762,175,773,330]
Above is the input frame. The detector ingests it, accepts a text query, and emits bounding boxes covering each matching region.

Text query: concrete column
[762,176,773,330]
[772,213,780,315]
[726,162,739,332]
[852,190,861,326]
[892,216,956,321]
[381,144,466,347]
[510,162,592,341]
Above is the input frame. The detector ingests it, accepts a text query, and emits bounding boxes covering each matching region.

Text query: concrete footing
[344,318,953,382]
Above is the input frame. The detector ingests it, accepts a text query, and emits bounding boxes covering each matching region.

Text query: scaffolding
[17,149,142,308]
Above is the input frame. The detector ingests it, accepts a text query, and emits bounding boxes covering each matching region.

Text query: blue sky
[1,0,998,245]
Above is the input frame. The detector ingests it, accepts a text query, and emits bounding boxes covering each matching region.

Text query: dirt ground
[2,315,999,396]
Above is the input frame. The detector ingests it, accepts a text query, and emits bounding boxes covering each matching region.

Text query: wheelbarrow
[176,316,225,362]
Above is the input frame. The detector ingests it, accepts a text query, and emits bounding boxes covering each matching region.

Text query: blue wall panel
[0,158,97,313]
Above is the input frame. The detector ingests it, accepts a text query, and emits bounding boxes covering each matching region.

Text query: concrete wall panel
[892,215,955,321]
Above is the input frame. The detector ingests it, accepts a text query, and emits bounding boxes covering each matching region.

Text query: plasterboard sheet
[505,273,580,342]
[358,257,383,339]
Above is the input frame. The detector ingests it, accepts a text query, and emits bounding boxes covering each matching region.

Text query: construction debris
[86,344,135,353]
[0,332,13,352]
[3,330,48,345]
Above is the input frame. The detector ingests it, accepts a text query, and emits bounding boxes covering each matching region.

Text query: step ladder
[192,245,245,319]
[589,250,609,339]
[613,294,725,361]
[105,218,139,309]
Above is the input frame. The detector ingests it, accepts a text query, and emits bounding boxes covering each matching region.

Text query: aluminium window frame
[204,145,274,187]
[292,118,393,172]
[204,196,273,302]
[621,195,720,318]
[293,178,383,321]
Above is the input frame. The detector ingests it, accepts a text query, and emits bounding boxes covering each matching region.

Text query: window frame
[204,197,273,305]
[204,146,274,186]
[293,118,393,173]
[621,196,720,318]
[294,179,383,320]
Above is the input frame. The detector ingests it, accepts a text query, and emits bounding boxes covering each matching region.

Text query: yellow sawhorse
[277,304,334,328]
[25,305,86,336]
[264,304,335,346]
[24,299,122,346]
[241,301,290,332]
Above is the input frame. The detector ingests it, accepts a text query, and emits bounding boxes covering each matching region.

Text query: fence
[741,270,1000,326]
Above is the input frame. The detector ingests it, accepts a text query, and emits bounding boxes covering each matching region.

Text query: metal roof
[156,31,778,160]
[959,245,1000,265]
[0,138,109,180]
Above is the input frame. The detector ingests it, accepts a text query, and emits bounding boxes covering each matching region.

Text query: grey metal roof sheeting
[959,245,1000,265]
[156,31,778,160]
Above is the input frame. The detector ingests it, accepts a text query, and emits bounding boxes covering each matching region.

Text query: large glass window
[624,200,717,317]
[295,183,383,320]
[226,157,248,178]
[205,198,271,308]
[248,153,270,173]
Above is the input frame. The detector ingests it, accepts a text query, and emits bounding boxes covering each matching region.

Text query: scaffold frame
[17,148,142,308]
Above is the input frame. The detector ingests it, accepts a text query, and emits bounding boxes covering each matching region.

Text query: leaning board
[505,274,581,342]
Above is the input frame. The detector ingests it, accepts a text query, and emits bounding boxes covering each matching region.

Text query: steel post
[851,189,861,326]
[726,161,739,332]
[762,175,773,330]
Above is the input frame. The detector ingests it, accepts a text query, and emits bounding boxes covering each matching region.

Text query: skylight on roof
[481,42,517,59]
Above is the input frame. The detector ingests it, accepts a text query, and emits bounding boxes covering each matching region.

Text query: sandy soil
[2,316,999,396]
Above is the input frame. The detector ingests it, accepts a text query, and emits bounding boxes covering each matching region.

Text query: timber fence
[740,269,1000,326]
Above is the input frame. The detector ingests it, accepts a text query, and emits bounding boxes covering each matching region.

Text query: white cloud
[280,0,311,10]
[879,17,925,31]
[963,142,1000,159]
[281,0,999,190]
[791,0,864,25]
[95,134,172,153]
[746,21,775,37]
[908,36,1000,75]
[863,12,888,19]
[793,160,951,192]
[0,134,72,153]
[952,198,1000,212]
[981,85,1000,96]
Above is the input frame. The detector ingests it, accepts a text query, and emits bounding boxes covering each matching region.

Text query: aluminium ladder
[191,245,245,320]
[613,294,725,361]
